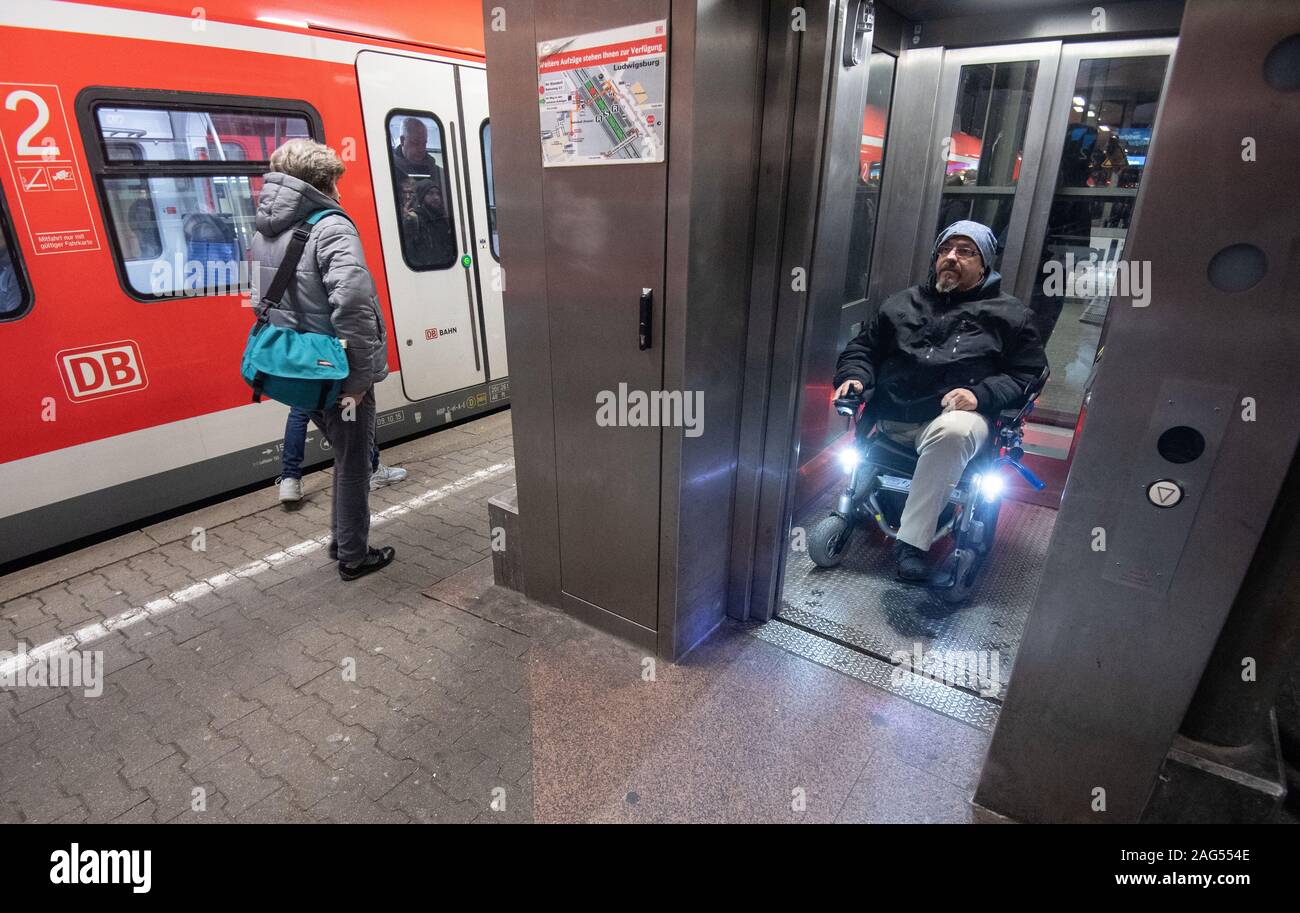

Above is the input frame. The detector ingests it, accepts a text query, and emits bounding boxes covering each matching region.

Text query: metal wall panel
[657,0,767,658]
[975,0,1300,823]
[486,0,768,653]
[727,0,809,621]
[911,0,1183,49]
[730,0,841,621]
[867,45,943,306]
[792,4,876,477]
[483,0,562,606]
[534,0,670,631]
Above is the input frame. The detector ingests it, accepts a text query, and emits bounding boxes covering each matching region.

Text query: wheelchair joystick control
[833,392,865,418]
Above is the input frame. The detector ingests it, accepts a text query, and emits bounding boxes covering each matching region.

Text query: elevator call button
[1147,479,1184,508]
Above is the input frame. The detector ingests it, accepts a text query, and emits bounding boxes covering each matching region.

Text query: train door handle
[639,288,653,350]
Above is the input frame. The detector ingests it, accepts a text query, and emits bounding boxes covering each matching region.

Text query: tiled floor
[1,411,996,824]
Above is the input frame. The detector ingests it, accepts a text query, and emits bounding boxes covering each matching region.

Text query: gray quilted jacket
[250,173,389,391]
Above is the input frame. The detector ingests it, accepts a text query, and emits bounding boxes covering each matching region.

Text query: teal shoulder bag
[240,209,351,411]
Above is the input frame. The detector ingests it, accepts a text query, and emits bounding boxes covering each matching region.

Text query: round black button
[1157,425,1205,464]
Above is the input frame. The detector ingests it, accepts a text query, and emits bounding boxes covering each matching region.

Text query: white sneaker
[278,477,303,503]
[370,462,408,490]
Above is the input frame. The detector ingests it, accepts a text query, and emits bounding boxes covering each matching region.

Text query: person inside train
[832,219,1047,583]
[392,116,445,189]
[277,406,408,504]
[401,178,457,269]
[252,137,395,581]
[0,232,21,315]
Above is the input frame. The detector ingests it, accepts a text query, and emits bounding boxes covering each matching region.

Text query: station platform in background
[0,412,1002,823]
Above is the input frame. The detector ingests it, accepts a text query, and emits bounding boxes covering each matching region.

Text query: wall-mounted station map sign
[537,20,667,167]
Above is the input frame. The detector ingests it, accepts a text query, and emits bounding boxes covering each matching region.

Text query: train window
[386,111,457,271]
[95,107,309,164]
[0,184,33,321]
[79,93,321,300]
[480,120,499,261]
[103,174,264,296]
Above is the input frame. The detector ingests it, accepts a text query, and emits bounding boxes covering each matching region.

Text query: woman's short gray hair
[269,138,345,194]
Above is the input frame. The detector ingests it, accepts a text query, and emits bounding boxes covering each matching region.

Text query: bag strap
[257,208,352,321]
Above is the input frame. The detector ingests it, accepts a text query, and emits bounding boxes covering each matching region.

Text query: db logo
[56,340,148,402]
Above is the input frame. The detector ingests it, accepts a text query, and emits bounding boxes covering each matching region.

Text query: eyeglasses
[936,243,980,260]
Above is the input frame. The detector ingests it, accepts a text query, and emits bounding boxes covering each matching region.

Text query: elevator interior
[772,2,1180,729]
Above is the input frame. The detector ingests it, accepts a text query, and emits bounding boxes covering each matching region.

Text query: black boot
[328,541,338,561]
[338,546,396,581]
[894,540,929,583]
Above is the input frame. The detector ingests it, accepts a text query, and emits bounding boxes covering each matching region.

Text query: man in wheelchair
[830,220,1048,585]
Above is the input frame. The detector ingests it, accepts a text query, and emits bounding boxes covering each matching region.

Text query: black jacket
[833,270,1047,425]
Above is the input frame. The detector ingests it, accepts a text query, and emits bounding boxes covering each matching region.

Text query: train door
[456,66,509,383]
[356,50,485,402]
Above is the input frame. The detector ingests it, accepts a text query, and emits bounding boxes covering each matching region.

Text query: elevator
[774,21,1178,729]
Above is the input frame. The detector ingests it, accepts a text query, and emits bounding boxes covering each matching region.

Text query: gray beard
[936,274,959,293]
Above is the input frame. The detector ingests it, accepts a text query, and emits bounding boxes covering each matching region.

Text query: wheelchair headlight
[979,473,1005,501]
[838,448,861,473]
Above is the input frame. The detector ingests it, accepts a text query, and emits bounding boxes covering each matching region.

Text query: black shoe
[328,541,338,561]
[338,546,396,581]
[894,541,929,583]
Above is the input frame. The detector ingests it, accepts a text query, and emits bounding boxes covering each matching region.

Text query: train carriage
[0,0,506,566]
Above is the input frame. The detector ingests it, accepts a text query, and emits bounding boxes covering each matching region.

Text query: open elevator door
[740,10,1176,731]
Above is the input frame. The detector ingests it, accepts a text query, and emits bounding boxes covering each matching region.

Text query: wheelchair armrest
[999,366,1050,427]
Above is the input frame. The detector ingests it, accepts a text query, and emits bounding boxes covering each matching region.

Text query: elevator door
[912,42,1062,291]
[1017,39,1175,426]
[539,1,670,633]
[910,39,1175,430]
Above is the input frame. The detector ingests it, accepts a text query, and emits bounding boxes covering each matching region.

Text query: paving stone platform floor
[1,410,998,823]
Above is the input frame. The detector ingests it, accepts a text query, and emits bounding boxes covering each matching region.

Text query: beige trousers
[878,410,990,550]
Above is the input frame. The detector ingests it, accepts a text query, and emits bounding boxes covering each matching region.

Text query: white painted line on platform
[0,461,514,679]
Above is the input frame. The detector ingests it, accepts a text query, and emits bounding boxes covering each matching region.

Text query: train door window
[480,120,499,261]
[0,184,32,320]
[385,111,457,271]
[1026,54,1171,424]
[937,60,1039,268]
[80,95,317,299]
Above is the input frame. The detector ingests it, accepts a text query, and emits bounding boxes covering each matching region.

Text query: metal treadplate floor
[753,620,999,731]
[780,485,1057,703]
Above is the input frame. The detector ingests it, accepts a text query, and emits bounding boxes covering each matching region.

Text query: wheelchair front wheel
[808,515,855,568]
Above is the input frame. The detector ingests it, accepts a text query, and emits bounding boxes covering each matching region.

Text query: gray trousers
[878,410,990,551]
[309,388,375,563]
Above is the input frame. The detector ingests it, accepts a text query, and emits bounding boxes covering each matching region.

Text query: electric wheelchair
[806,367,1049,603]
